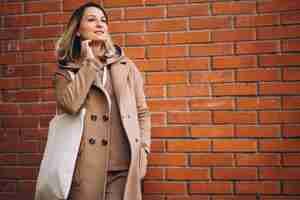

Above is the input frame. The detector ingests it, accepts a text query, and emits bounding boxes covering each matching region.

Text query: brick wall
[1,0,300,199]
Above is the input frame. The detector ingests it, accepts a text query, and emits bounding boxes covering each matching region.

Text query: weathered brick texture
[1,0,300,199]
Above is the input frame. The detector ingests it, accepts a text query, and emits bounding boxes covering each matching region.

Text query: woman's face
[77,6,108,41]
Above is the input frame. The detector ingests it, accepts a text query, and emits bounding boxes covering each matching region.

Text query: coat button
[89,138,96,145]
[135,138,139,142]
[102,114,109,121]
[101,139,108,146]
[91,114,97,121]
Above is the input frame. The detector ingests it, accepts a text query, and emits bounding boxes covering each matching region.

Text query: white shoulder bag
[35,71,85,200]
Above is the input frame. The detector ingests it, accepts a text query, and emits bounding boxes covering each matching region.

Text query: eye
[87,18,95,22]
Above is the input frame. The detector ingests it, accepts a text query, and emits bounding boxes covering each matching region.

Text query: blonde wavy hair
[55,2,108,65]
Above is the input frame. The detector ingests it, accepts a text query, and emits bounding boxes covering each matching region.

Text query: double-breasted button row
[88,137,108,146]
[90,114,109,121]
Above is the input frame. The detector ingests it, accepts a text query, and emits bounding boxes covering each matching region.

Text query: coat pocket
[139,147,148,179]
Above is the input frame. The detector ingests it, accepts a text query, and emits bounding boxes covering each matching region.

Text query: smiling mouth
[95,31,104,34]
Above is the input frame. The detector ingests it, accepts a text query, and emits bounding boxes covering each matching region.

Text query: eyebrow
[86,14,106,19]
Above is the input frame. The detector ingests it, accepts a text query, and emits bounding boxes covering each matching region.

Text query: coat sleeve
[131,62,151,154]
[54,58,102,115]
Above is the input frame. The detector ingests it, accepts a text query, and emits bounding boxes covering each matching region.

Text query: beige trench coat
[53,49,151,200]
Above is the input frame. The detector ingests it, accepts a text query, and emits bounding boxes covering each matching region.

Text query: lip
[94,30,104,34]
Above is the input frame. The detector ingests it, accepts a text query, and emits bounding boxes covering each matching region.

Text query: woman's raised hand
[81,40,96,59]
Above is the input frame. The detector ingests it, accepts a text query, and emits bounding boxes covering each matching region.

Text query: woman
[54,2,151,200]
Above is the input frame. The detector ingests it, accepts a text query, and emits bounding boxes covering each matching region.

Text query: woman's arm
[54,58,102,114]
[132,63,151,154]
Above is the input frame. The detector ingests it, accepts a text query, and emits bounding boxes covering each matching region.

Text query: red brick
[23,51,56,64]
[283,68,300,81]
[213,83,257,96]
[3,117,39,128]
[147,19,187,32]
[0,180,16,192]
[213,167,257,180]
[258,0,300,13]
[169,31,210,44]
[145,86,165,98]
[0,3,22,15]
[166,168,209,180]
[0,104,19,115]
[167,196,209,200]
[2,40,43,52]
[260,139,300,152]
[235,15,280,28]
[0,154,17,165]
[257,26,300,40]
[0,79,22,90]
[236,68,281,81]
[212,29,255,42]
[107,9,123,21]
[167,140,211,152]
[191,43,233,56]
[0,141,38,153]
[190,16,231,30]
[44,13,70,25]
[147,46,187,58]
[213,2,256,15]
[283,181,300,194]
[135,59,166,72]
[167,58,209,71]
[17,154,42,165]
[213,140,257,152]
[151,140,165,152]
[151,127,189,138]
[168,4,209,17]
[151,113,166,126]
[62,0,89,11]
[260,55,300,66]
[146,72,187,84]
[191,71,234,83]
[149,153,187,166]
[168,111,211,124]
[260,111,300,123]
[260,167,300,180]
[191,126,234,138]
[5,15,41,27]
[190,98,234,110]
[214,111,257,124]
[190,153,234,166]
[124,47,145,59]
[24,26,63,39]
[104,0,144,8]
[236,125,280,138]
[145,167,164,180]
[236,182,280,194]
[283,125,300,137]
[0,167,37,179]
[126,33,167,46]
[110,21,145,33]
[0,29,23,40]
[211,196,256,200]
[14,90,41,102]
[213,56,257,69]
[148,99,187,111]
[281,12,300,24]
[145,0,186,5]
[260,83,300,95]
[237,97,281,110]
[19,103,56,115]
[282,39,300,52]
[190,182,233,194]
[143,181,186,194]
[236,41,279,54]
[43,39,56,50]
[25,1,61,13]
[0,53,22,65]
[283,96,300,109]
[125,7,165,19]
[168,85,209,97]
[236,154,280,166]
[283,154,300,166]
[261,196,300,200]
